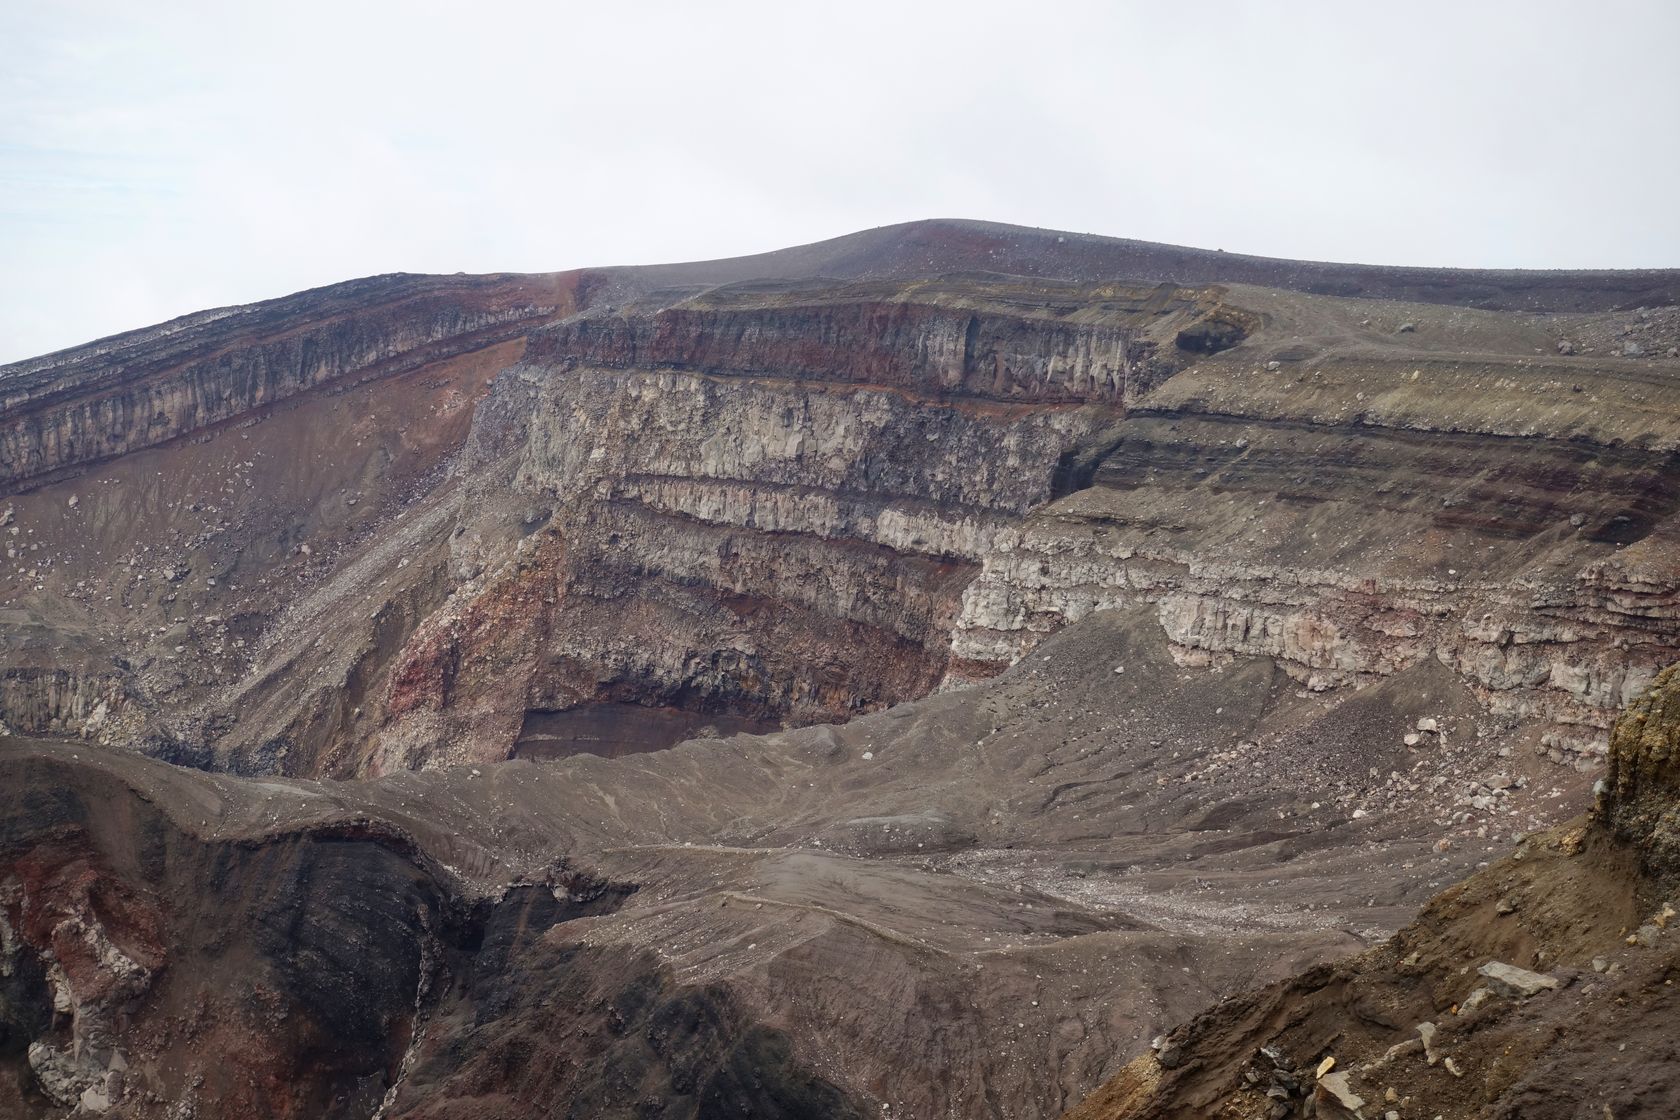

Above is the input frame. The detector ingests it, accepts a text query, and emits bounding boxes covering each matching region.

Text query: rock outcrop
[0,272,577,490]
[1601,660,1680,883]
[5,224,1680,778]
[950,288,1680,768]
[363,278,1242,770]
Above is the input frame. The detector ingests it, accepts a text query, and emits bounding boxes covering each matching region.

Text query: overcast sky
[3,0,1677,363]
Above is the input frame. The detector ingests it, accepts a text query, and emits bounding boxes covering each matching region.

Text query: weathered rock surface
[949,285,1680,768]
[1602,659,1680,888]
[0,272,576,489]
[3,221,1680,1119]
[362,277,1243,771]
[5,225,1680,778]
[1476,959,1559,998]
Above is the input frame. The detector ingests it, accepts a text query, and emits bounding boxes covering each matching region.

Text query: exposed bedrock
[0,300,556,765]
[532,295,1142,403]
[0,659,129,738]
[950,319,1680,766]
[363,279,1235,771]
[179,274,1680,777]
[0,272,574,490]
[1,749,842,1120]
[1601,660,1680,881]
[6,231,1680,783]
[0,758,446,1118]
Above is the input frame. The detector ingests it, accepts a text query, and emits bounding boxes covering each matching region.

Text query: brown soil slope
[1066,663,1680,1120]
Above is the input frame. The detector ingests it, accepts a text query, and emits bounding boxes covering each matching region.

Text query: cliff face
[528,294,1144,401]
[357,276,1680,775]
[5,226,1680,780]
[361,278,1240,771]
[4,221,1680,1119]
[0,273,576,490]
[0,272,580,762]
[950,288,1680,768]
[6,247,1680,777]
[1602,660,1680,882]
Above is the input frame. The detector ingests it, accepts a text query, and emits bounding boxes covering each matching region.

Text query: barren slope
[2,222,1678,1119]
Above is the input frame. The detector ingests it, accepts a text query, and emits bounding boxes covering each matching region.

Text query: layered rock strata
[950,286,1680,766]
[0,272,575,489]
[361,278,1241,770]
[3,225,1678,781]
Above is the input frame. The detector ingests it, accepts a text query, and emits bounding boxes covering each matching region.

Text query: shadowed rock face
[0,757,449,1118]
[1603,661,1680,883]
[0,749,865,1120]
[2,221,1680,1118]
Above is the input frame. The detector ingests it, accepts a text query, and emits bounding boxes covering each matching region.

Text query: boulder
[1315,1071,1366,1118]
[1477,960,1559,998]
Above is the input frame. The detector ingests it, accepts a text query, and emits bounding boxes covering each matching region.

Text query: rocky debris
[1149,1034,1183,1070]
[1067,664,1680,1120]
[1627,923,1661,947]
[1459,986,1494,1012]
[1476,960,1559,998]
[1315,1069,1366,1117]
[26,1042,96,1108]
[7,606,1531,1120]
[1238,1045,1313,1116]
[1416,1020,1441,1064]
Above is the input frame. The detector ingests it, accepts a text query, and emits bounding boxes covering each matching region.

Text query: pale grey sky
[3,0,1677,363]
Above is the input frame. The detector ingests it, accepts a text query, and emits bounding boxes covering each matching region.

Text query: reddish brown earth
[2,221,1679,1118]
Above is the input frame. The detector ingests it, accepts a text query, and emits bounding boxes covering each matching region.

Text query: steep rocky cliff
[360,277,1246,772]
[2,221,1679,1118]
[950,285,1680,768]
[0,272,579,490]
[5,224,1678,779]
